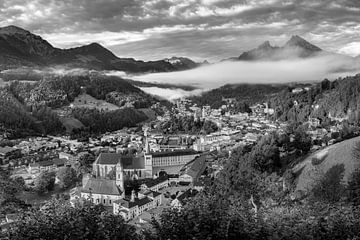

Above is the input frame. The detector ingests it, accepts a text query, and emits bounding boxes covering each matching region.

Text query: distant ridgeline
[191,73,360,125]
[0,73,155,139]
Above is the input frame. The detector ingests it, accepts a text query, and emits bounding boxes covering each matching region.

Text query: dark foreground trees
[2,200,140,240]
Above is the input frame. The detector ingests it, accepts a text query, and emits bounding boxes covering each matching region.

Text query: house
[0,146,21,165]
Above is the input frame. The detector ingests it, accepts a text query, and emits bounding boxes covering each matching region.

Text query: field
[293,136,360,192]
[71,93,120,111]
[60,117,85,133]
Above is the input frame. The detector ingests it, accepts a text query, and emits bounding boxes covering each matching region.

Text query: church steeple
[115,160,124,196]
[144,127,150,154]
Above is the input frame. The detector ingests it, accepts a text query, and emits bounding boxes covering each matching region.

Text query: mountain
[164,57,199,70]
[235,35,323,61]
[0,25,198,73]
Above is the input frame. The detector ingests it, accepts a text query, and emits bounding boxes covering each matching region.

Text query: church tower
[115,161,125,197]
[143,127,153,178]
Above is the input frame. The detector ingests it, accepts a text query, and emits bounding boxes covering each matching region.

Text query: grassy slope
[71,93,120,111]
[293,136,360,192]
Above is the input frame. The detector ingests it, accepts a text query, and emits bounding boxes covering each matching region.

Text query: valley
[1,19,360,239]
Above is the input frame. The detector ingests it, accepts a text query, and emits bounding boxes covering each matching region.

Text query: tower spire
[144,127,150,154]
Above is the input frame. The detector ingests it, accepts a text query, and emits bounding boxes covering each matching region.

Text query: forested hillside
[269,74,360,124]
[190,84,289,108]
[0,73,156,138]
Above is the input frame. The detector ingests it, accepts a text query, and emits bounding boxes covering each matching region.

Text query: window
[104,199,106,204]
[96,199,99,203]
[109,200,112,204]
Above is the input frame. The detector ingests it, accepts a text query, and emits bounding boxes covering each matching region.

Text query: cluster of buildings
[5,94,352,225]
[70,131,206,221]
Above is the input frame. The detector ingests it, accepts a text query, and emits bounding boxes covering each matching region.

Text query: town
[0,94,352,229]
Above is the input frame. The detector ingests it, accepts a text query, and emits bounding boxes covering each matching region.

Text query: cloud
[0,0,359,60]
[338,42,360,57]
[130,54,360,99]
[138,87,204,101]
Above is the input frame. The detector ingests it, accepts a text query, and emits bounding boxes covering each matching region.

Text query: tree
[34,171,55,194]
[293,126,312,154]
[76,153,95,176]
[0,168,28,214]
[3,199,140,240]
[311,164,346,203]
[56,167,78,190]
[347,168,360,205]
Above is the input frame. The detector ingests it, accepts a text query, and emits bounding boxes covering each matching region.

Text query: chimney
[130,190,136,202]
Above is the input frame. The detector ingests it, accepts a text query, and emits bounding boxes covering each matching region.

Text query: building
[0,146,21,165]
[28,158,68,172]
[145,149,200,176]
[81,178,124,206]
[93,153,150,179]
[113,189,162,221]
[179,155,207,183]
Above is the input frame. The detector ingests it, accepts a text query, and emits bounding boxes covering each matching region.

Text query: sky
[0,0,359,62]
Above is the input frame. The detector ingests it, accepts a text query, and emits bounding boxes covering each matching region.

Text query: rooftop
[114,196,153,209]
[181,155,207,180]
[82,178,122,196]
[150,149,199,158]
[95,153,145,169]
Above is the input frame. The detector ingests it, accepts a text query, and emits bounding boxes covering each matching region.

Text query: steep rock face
[237,35,323,61]
[0,25,198,73]
[238,41,280,60]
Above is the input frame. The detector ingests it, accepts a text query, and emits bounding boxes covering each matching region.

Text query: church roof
[96,153,121,165]
[95,153,145,169]
[82,178,122,196]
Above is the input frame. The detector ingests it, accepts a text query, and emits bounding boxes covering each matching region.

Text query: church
[71,135,200,220]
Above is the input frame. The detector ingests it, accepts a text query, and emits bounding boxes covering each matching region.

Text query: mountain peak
[0,25,30,35]
[258,41,273,49]
[285,35,321,51]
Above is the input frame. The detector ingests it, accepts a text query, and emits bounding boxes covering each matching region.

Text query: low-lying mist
[127,54,360,100]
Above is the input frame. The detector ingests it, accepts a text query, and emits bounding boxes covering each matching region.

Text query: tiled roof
[115,196,153,209]
[151,149,199,158]
[38,160,54,167]
[95,153,145,169]
[96,153,121,165]
[38,158,66,167]
[146,190,162,198]
[82,178,122,196]
[142,177,168,188]
[182,155,206,180]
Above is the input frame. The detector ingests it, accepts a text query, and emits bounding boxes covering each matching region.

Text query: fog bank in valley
[126,54,360,100]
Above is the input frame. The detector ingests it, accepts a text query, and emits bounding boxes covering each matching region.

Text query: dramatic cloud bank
[130,55,360,99]
[0,0,359,61]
